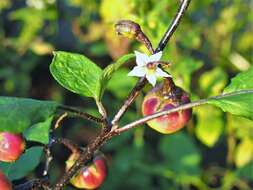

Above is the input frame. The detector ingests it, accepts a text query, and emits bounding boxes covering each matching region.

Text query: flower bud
[66,152,107,189]
[115,20,141,39]
[0,170,12,190]
[115,20,154,53]
[142,78,192,134]
[0,132,25,162]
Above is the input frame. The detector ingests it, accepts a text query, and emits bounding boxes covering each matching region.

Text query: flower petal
[128,66,146,77]
[149,51,162,62]
[155,68,171,78]
[146,74,157,86]
[134,51,149,66]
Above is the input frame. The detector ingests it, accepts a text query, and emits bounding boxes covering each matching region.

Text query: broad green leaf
[207,66,253,120]
[195,105,224,147]
[159,132,201,175]
[235,138,253,168]
[224,66,253,93]
[0,97,58,133]
[23,116,54,144]
[50,51,102,100]
[98,53,135,99]
[208,90,253,120]
[0,146,43,180]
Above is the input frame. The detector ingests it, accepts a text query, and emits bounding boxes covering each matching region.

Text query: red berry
[142,79,192,134]
[0,132,25,162]
[66,152,107,189]
[0,170,12,190]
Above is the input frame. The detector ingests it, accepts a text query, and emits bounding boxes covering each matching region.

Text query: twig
[14,178,50,190]
[57,105,103,124]
[115,89,253,133]
[52,137,80,153]
[43,137,80,178]
[111,77,146,126]
[43,145,53,177]
[52,130,114,190]
[54,112,68,129]
[155,0,192,53]
[43,112,69,177]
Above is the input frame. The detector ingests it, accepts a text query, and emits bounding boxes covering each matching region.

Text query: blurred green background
[0,0,252,189]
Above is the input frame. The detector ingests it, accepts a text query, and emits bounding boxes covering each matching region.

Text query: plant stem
[43,145,53,177]
[53,138,80,153]
[54,112,68,129]
[155,0,191,53]
[115,89,253,133]
[111,77,146,126]
[96,100,108,119]
[52,130,114,190]
[14,178,50,190]
[116,99,206,133]
[58,105,103,124]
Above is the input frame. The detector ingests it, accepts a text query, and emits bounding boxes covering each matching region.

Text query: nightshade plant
[0,0,253,189]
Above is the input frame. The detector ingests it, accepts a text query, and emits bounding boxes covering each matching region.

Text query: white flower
[128,51,171,86]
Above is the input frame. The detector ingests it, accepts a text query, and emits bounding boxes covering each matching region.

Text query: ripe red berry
[66,152,107,189]
[0,132,25,162]
[142,78,192,134]
[0,170,12,190]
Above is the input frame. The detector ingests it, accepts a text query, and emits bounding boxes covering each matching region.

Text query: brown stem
[111,77,146,126]
[155,0,192,53]
[53,138,80,154]
[58,105,103,124]
[14,178,50,190]
[115,89,253,133]
[52,130,114,190]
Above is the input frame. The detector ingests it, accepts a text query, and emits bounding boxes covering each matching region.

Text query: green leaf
[23,116,54,144]
[0,146,43,180]
[50,51,102,100]
[98,53,135,100]
[224,66,253,93]
[208,90,253,120]
[207,66,253,120]
[0,97,58,133]
[195,105,224,147]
